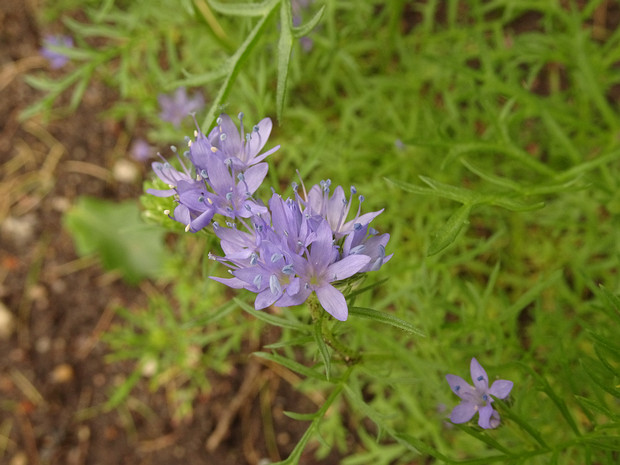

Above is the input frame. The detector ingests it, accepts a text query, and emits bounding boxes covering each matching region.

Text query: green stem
[308,295,360,365]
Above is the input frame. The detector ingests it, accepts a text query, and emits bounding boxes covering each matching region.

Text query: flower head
[445,358,513,429]
[40,35,73,69]
[158,87,205,127]
[146,111,391,320]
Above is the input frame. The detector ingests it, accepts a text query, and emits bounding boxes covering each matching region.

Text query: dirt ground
[0,2,349,464]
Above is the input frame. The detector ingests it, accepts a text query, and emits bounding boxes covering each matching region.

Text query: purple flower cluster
[446,358,513,429]
[148,112,391,320]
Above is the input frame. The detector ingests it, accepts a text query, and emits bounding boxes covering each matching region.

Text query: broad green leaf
[427,203,472,256]
[349,307,425,337]
[63,197,169,285]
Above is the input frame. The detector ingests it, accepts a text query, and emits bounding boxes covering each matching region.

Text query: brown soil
[0,2,344,464]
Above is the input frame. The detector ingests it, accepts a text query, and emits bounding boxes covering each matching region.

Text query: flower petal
[470,358,489,391]
[316,284,348,321]
[449,402,477,424]
[445,374,474,400]
[326,254,371,281]
[242,162,269,194]
[477,404,498,429]
[255,288,280,310]
[247,117,273,157]
[489,380,513,399]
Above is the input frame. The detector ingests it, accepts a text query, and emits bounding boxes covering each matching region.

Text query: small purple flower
[129,138,154,161]
[158,87,205,127]
[446,358,513,429]
[291,0,316,52]
[196,113,280,171]
[304,180,383,239]
[40,35,73,69]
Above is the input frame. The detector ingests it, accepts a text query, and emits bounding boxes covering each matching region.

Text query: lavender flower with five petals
[158,87,204,127]
[445,358,513,429]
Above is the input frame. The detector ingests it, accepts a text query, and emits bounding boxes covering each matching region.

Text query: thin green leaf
[581,359,620,398]
[105,369,141,410]
[349,307,425,337]
[69,71,92,111]
[171,67,228,89]
[517,362,581,435]
[207,0,276,16]
[283,410,319,421]
[201,1,277,129]
[182,300,238,328]
[264,336,314,349]
[394,433,455,463]
[484,195,545,212]
[574,395,618,420]
[419,176,480,203]
[453,424,512,455]
[460,158,523,191]
[596,285,620,323]
[23,75,58,92]
[253,352,327,381]
[292,4,325,38]
[62,16,127,39]
[313,321,331,380]
[237,298,309,332]
[271,379,346,465]
[384,177,441,197]
[276,0,293,122]
[427,203,472,256]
